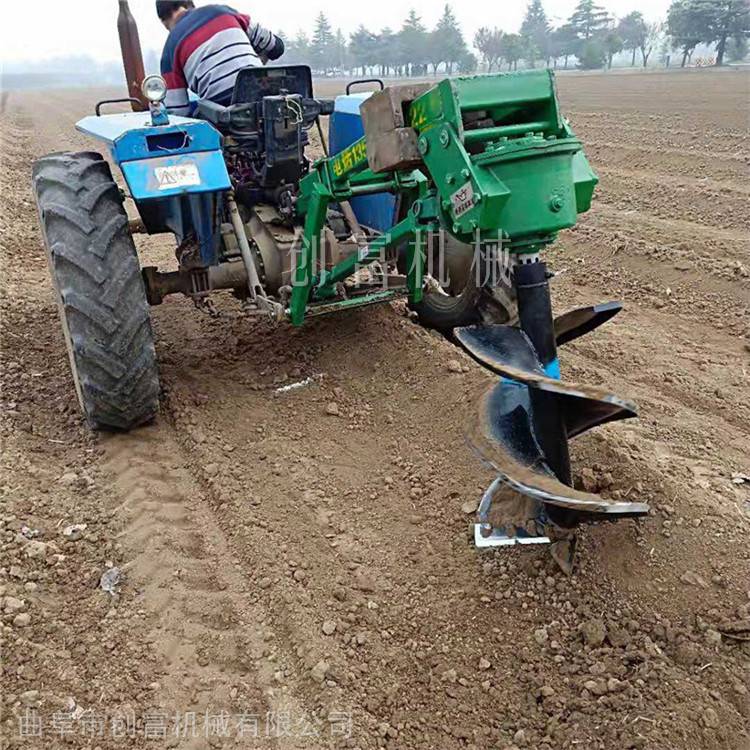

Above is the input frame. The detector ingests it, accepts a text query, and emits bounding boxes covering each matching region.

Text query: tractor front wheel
[32,152,160,431]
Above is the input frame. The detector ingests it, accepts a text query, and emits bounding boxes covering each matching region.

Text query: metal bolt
[461,169,470,179]
[418,136,429,155]
[549,196,563,212]
[440,128,450,147]
[445,173,455,185]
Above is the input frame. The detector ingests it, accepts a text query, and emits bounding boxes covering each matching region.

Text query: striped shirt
[160,4,284,115]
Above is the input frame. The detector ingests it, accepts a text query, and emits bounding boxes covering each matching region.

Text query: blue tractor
[32,62,517,432]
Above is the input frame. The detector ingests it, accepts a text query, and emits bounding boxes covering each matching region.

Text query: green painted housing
[410,69,598,249]
[290,69,598,325]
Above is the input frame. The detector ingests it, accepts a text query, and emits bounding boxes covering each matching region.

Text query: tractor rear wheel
[411,236,517,330]
[32,152,160,431]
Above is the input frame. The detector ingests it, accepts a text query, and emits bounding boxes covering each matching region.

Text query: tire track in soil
[149,303,539,749]
[566,114,749,154]
[596,165,750,198]
[100,424,314,750]
[567,124,749,158]
[587,203,750,249]
[565,222,750,329]
[592,186,749,234]
[2,97,178,750]
[584,140,750,183]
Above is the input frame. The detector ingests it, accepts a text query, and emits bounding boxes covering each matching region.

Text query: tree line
[279,0,749,75]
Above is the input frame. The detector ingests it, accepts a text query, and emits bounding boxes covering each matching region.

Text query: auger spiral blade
[468,381,648,518]
[554,301,623,347]
[456,325,637,438]
[458,324,648,521]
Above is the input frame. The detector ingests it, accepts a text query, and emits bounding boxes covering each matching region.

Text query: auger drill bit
[457,262,648,564]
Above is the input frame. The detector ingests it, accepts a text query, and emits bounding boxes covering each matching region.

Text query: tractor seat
[193,99,252,132]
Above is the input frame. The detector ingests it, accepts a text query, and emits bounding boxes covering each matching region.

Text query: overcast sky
[1,0,670,63]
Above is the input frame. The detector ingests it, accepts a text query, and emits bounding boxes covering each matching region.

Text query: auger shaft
[514,261,572,487]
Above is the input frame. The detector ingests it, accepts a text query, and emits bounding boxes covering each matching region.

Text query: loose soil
[1,68,748,750]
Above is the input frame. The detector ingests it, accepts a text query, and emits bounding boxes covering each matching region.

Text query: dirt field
[1,69,749,750]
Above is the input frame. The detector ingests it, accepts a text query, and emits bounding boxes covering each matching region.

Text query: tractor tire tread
[33,151,159,431]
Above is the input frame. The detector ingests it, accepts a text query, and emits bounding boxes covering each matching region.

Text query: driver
[156,1,285,115]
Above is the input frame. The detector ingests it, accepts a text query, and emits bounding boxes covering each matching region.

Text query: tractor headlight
[142,75,168,104]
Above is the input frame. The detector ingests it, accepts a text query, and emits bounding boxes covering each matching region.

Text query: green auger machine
[326,72,650,554]
[32,2,648,562]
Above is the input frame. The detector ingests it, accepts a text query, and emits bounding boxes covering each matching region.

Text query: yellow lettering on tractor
[332,139,369,181]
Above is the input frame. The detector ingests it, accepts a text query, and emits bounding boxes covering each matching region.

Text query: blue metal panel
[543,358,561,380]
[331,92,371,117]
[329,93,370,153]
[77,112,201,148]
[76,113,223,164]
[77,111,229,261]
[77,112,230,201]
[121,151,231,201]
[329,94,397,233]
[116,121,222,163]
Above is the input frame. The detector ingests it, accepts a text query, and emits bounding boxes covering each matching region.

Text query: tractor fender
[76,112,230,201]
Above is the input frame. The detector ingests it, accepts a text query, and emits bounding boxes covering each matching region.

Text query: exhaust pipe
[117,0,148,111]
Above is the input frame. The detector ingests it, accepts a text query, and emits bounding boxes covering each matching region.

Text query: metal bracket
[474,524,550,548]
[473,477,550,549]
